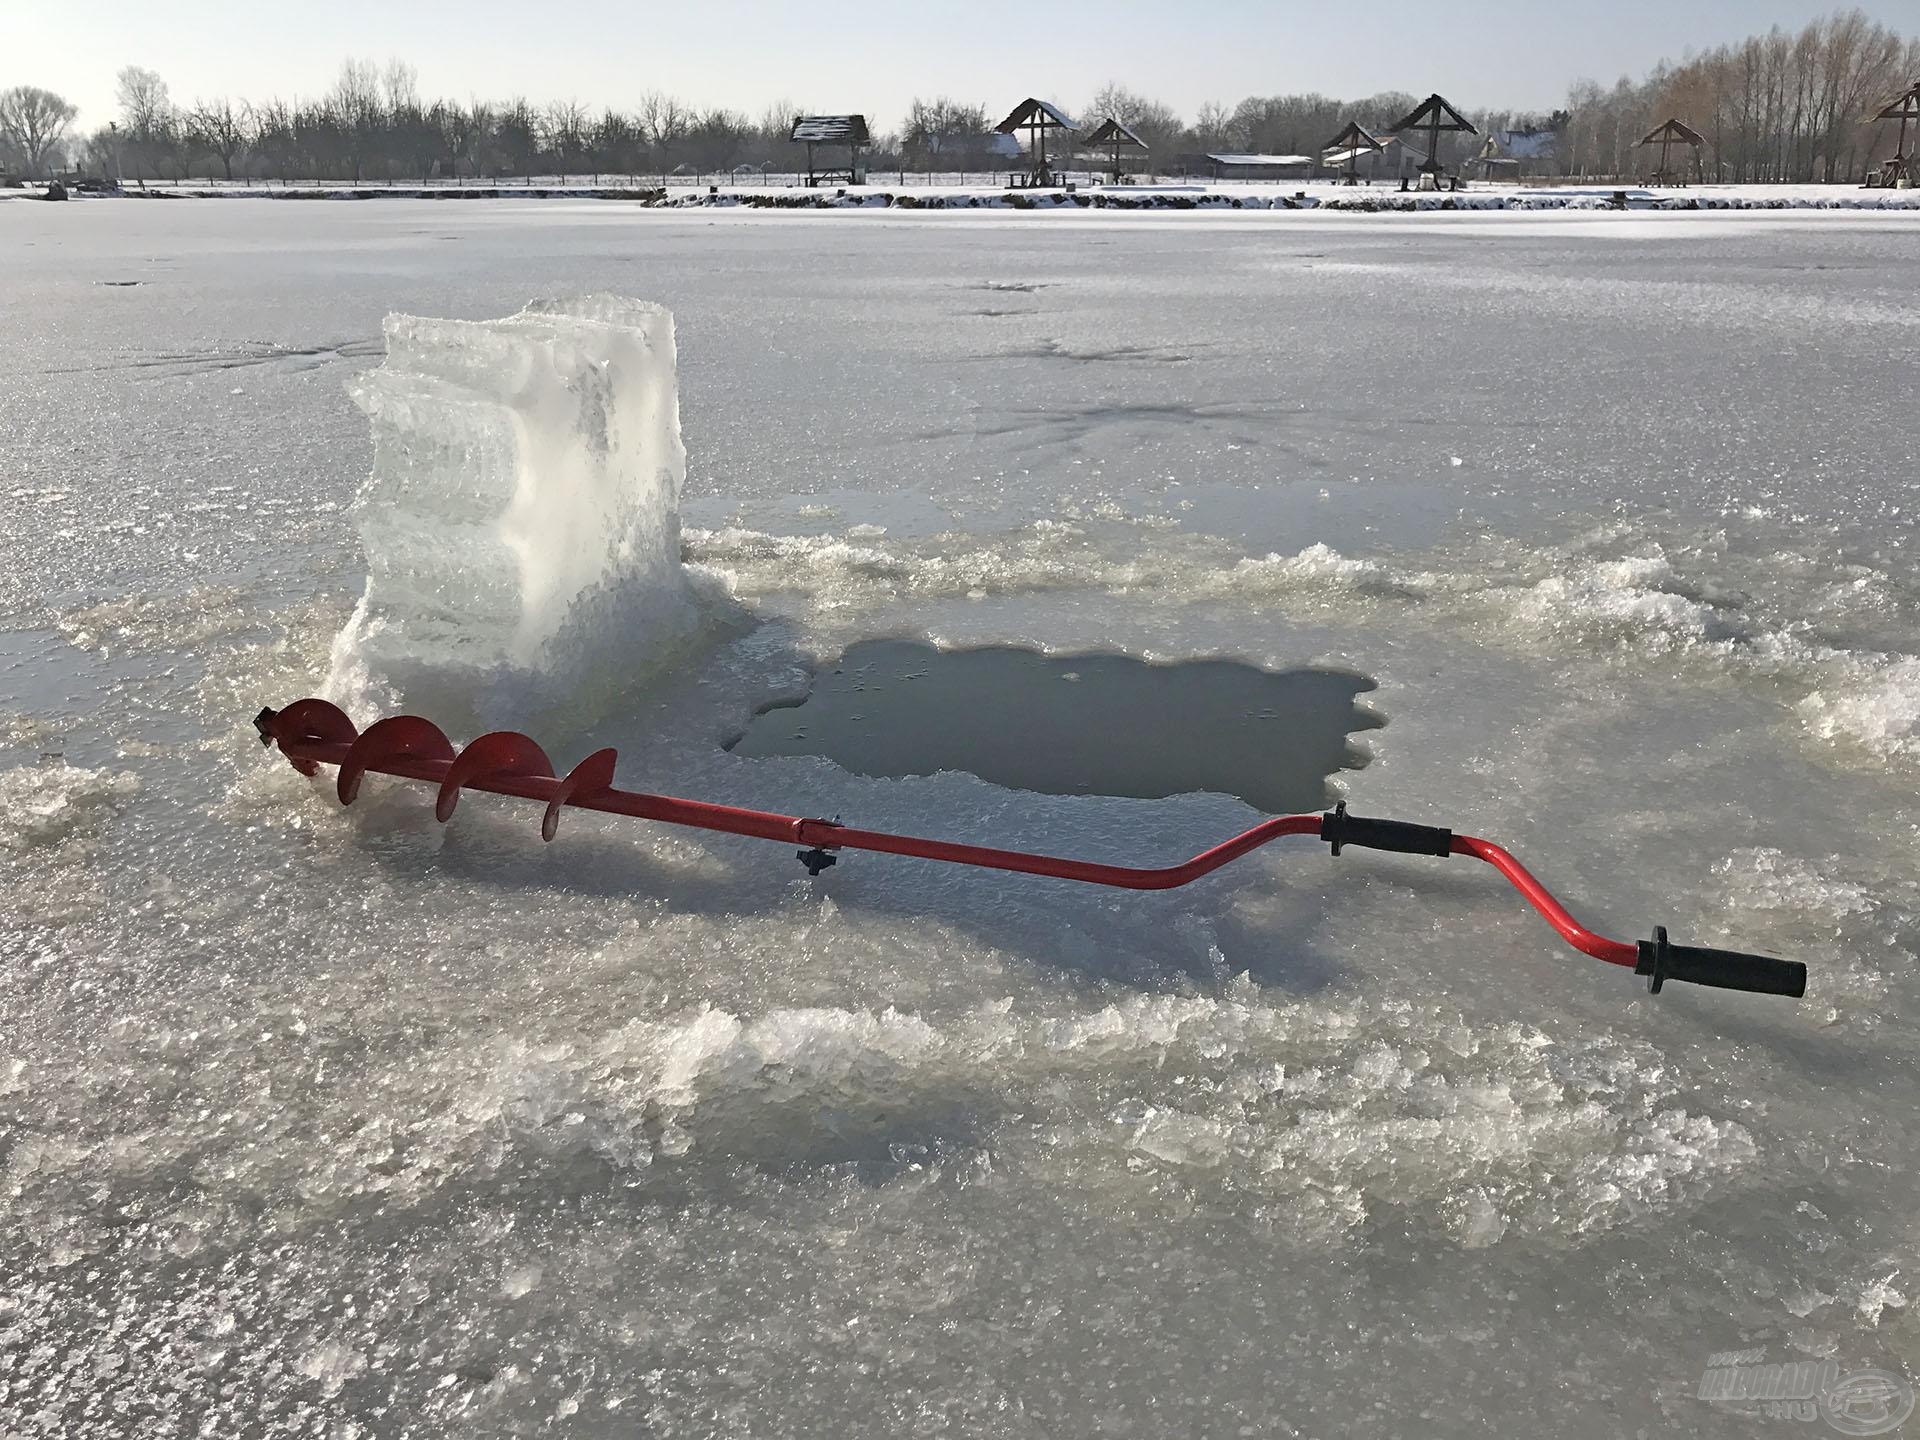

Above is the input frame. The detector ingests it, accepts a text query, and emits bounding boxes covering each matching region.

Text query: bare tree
[638,91,690,179]
[0,86,78,177]
[685,107,749,177]
[591,108,641,182]
[436,100,492,181]
[77,126,120,177]
[544,99,590,180]
[383,60,419,118]
[496,98,539,181]
[116,66,177,181]
[901,97,994,175]
[328,59,383,181]
[758,98,805,139]
[1190,101,1232,152]
[187,97,248,181]
[248,99,299,182]
[116,66,171,137]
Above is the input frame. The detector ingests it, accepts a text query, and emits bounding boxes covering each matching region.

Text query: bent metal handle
[253,700,1808,1001]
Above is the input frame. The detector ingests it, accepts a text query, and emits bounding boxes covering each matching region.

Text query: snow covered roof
[1872,82,1920,121]
[1207,153,1315,167]
[1322,121,1384,156]
[1487,129,1557,161]
[790,115,871,145]
[1637,118,1707,149]
[996,99,1078,134]
[1389,94,1479,136]
[1082,117,1147,150]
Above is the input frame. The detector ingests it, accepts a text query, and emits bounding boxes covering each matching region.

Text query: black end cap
[253,706,278,746]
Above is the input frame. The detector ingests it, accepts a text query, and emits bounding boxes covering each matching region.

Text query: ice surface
[3,201,1918,1438]
[330,295,713,727]
[0,761,139,852]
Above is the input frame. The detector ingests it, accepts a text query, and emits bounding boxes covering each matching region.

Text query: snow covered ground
[3,200,1918,1437]
[24,174,1920,212]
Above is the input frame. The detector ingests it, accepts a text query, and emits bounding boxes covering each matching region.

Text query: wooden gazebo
[789,115,870,187]
[1636,118,1706,186]
[1388,94,1478,188]
[1082,117,1147,184]
[996,98,1078,188]
[1868,81,1919,188]
[1322,121,1384,184]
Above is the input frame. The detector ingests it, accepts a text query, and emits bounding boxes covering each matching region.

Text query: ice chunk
[296,1338,367,1396]
[1711,848,1876,921]
[1796,655,1920,759]
[0,762,139,852]
[328,296,713,728]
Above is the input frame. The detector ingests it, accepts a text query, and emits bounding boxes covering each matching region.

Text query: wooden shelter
[1636,118,1706,186]
[1868,81,1919,188]
[789,115,870,187]
[1388,94,1478,187]
[1322,121,1384,184]
[996,98,1078,187]
[1082,116,1147,184]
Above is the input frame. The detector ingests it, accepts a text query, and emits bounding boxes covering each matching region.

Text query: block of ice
[328,295,713,728]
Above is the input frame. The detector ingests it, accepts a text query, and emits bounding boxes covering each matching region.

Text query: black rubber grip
[1320,804,1453,858]
[1636,927,1806,998]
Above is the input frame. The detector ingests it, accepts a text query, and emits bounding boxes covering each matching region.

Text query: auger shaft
[253,698,1807,1000]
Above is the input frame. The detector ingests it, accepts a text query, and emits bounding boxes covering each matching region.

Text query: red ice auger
[254,698,1808,1000]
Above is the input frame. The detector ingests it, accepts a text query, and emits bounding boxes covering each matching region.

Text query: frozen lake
[3,201,1918,1437]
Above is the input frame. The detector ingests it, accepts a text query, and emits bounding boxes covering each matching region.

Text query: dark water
[729,639,1383,813]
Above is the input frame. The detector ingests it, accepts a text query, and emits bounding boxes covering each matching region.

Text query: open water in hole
[728,638,1383,814]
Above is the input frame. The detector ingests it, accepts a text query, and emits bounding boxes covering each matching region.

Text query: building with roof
[789,115,871,187]
[1322,121,1384,183]
[1082,117,1147,184]
[1388,94,1478,186]
[1197,152,1317,181]
[1635,118,1706,185]
[1472,127,1559,181]
[1868,81,1919,187]
[996,99,1078,187]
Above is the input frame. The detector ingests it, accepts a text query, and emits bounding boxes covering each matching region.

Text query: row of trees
[1652,9,1916,181]
[49,62,814,185]
[5,9,1914,185]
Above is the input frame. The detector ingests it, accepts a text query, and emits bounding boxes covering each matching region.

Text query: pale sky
[13,0,1911,137]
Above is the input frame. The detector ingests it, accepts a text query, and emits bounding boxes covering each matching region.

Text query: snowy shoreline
[18,180,1919,213]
